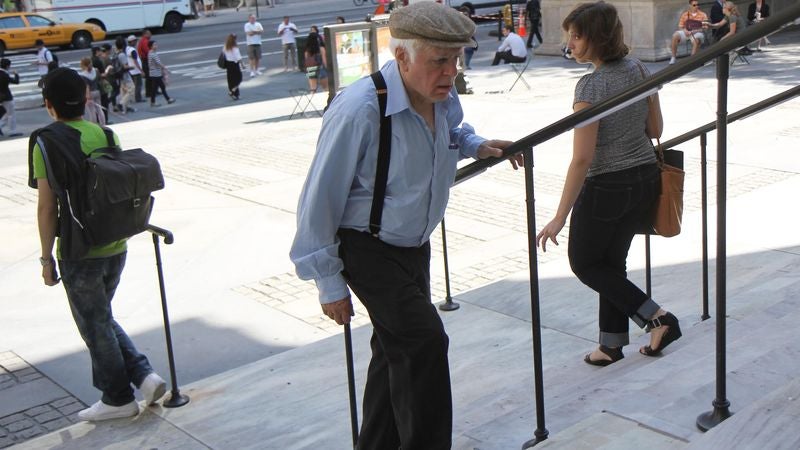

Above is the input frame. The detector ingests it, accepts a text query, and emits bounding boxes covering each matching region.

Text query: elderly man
[290,2,518,448]
[669,0,708,64]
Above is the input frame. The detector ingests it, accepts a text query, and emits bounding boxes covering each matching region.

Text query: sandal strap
[645,316,663,331]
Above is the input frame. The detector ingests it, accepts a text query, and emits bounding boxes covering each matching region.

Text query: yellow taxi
[0,12,105,55]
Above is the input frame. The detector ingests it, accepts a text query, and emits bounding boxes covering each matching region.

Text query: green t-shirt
[33,120,127,260]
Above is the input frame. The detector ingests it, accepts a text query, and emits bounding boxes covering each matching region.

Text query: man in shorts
[244,14,263,77]
[669,0,708,64]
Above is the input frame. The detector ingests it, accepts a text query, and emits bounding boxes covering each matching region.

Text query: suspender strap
[369,71,391,237]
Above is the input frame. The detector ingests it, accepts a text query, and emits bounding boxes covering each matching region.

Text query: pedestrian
[222,33,243,100]
[203,0,215,17]
[244,14,264,77]
[125,35,144,103]
[277,16,298,71]
[78,57,101,108]
[33,39,55,105]
[289,3,520,448]
[303,32,327,92]
[147,40,175,107]
[100,43,119,116]
[235,0,251,12]
[29,67,166,422]
[194,0,204,17]
[91,46,111,123]
[0,58,22,137]
[137,29,152,99]
[111,37,135,114]
[525,0,543,48]
[536,1,681,366]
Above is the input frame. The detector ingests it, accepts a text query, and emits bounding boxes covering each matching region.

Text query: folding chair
[289,88,323,119]
[508,48,535,92]
[730,48,751,66]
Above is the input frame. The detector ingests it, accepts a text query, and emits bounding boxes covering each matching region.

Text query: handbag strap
[369,71,391,238]
[654,137,665,168]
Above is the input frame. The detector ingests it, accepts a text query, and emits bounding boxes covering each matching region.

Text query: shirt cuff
[316,273,350,304]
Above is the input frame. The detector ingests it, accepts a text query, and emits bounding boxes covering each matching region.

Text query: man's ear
[395,46,409,71]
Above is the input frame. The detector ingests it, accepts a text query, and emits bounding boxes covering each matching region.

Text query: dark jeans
[132,73,143,102]
[141,60,151,97]
[526,18,543,47]
[225,61,242,98]
[491,51,526,65]
[568,163,661,348]
[150,76,171,103]
[338,229,452,450]
[59,253,153,406]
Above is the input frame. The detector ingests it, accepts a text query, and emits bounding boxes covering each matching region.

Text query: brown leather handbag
[651,139,685,237]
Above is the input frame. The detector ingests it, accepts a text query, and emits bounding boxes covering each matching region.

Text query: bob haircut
[562,1,628,63]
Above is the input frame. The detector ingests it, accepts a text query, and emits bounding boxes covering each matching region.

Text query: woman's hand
[536,216,566,252]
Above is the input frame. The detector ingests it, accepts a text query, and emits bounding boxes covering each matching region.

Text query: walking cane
[344,323,359,448]
[147,224,190,408]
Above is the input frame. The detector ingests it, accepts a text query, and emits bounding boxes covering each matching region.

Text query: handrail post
[697,53,732,431]
[700,133,710,321]
[147,225,190,408]
[521,147,548,448]
[438,218,460,311]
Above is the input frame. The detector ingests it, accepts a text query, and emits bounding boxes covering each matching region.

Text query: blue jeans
[568,163,661,348]
[59,253,153,406]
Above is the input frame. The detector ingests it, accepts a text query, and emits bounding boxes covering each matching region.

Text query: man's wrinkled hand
[477,140,524,170]
[321,297,354,325]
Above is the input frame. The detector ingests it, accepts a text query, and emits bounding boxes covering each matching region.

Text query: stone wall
[537,0,795,61]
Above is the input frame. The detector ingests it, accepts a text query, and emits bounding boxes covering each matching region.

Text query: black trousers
[526,18,543,47]
[149,76,171,103]
[491,51,526,65]
[567,163,661,347]
[338,228,452,450]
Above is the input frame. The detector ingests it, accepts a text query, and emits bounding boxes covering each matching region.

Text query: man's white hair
[389,37,426,63]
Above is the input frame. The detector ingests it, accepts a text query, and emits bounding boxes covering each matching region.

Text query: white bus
[23,0,192,34]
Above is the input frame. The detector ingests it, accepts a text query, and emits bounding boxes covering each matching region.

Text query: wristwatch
[39,257,54,266]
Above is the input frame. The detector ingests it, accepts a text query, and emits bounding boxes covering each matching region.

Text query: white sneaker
[256,70,263,75]
[77,400,139,421]
[139,372,167,405]
[250,71,255,78]
[669,56,676,65]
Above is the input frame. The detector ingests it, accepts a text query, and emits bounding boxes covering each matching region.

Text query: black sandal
[584,345,624,367]
[640,312,682,356]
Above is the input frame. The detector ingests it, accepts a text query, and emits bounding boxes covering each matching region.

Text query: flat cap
[390,2,476,48]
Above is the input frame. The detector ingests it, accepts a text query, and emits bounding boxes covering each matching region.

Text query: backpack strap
[369,71,391,238]
[101,127,117,148]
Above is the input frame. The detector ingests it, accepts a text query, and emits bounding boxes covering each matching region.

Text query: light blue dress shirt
[290,61,487,304]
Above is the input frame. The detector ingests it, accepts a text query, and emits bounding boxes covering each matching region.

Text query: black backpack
[27,122,164,260]
[217,52,226,69]
[46,49,59,67]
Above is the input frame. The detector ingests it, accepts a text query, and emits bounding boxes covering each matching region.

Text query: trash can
[295,36,308,72]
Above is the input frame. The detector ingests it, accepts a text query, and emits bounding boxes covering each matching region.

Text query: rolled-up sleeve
[290,110,368,304]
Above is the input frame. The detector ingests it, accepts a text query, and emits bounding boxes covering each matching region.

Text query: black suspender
[369,71,391,237]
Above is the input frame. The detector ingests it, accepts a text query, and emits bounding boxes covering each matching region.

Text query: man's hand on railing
[322,296,354,325]
[476,139,524,170]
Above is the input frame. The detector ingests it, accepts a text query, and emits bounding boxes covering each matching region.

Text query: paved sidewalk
[1,25,799,449]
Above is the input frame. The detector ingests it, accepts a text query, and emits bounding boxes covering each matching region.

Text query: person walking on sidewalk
[125,35,144,103]
[111,37,136,114]
[526,0,543,48]
[244,14,264,77]
[536,1,681,367]
[223,33,243,100]
[277,16,299,71]
[33,39,55,105]
[147,40,175,107]
[29,67,167,422]
[290,3,520,448]
[137,29,152,99]
[0,58,22,137]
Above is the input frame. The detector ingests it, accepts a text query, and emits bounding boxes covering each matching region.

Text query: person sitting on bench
[669,0,708,64]
[492,25,527,65]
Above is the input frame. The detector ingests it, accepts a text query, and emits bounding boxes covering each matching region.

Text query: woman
[223,34,243,100]
[147,40,175,107]
[705,2,751,53]
[78,57,101,108]
[536,1,680,366]
[303,32,328,92]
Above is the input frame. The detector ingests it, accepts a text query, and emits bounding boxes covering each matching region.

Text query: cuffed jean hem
[632,298,661,328]
[599,331,630,348]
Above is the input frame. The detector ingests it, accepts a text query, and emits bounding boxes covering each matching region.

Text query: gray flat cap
[390,2,476,48]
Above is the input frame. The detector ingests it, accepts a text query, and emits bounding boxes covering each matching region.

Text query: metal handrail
[435,5,800,448]
[454,4,800,185]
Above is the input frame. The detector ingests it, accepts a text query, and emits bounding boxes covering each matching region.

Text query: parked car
[0,12,105,55]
